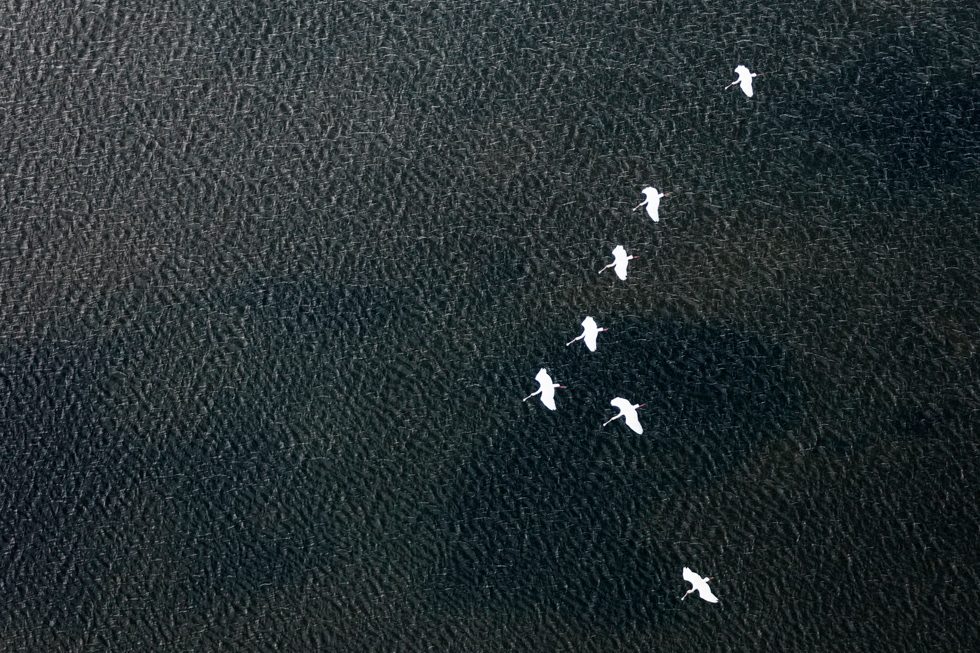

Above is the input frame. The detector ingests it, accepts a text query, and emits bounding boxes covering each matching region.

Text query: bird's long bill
[725,81,737,89]
[602,416,617,427]
[522,392,538,402]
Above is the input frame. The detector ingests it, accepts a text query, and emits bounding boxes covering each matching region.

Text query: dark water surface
[1,1,977,651]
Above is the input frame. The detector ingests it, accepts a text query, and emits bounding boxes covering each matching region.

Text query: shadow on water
[422,315,801,626]
[0,279,378,644]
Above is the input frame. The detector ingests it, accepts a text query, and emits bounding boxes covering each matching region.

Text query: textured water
[0,1,977,651]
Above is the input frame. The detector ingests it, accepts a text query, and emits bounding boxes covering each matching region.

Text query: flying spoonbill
[681,567,718,603]
[633,186,668,222]
[566,316,608,352]
[726,65,759,97]
[602,397,644,434]
[523,368,565,411]
[599,245,635,281]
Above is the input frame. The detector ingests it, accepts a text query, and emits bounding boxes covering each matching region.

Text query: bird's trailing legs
[681,577,712,600]
[524,386,566,402]
[633,193,672,211]
[602,403,646,426]
[726,72,763,90]
[566,330,609,347]
[599,257,636,274]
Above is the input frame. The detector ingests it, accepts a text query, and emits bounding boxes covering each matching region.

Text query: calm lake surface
[0,1,977,651]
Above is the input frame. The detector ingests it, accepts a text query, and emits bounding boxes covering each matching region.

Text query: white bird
[598,245,635,281]
[566,316,608,352]
[522,368,564,411]
[726,65,758,97]
[633,186,667,222]
[681,567,718,603]
[602,397,644,434]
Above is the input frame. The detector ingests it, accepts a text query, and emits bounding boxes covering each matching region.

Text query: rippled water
[0,1,977,651]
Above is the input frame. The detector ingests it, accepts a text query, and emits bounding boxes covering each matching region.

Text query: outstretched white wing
[645,190,661,222]
[614,259,629,280]
[740,77,754,97]
[610,246,631,280]
[534,368,552,386]
[624,411,643,434]
[580,317,599,351]
[584,331,598,352]
[682,567,699,585]
[699,584,719,603]
[535,369,557,410]
[683,567,718,602]
[610,397,631,412]
[540,386,557,410]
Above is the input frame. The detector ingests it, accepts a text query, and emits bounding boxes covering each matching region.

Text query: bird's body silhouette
[726,65,758,97]
[599,245,635,281]
[634,186,666,222]
[602,397,644,434]
[566,316,608,352]
[523,368,564,411]
[682,567,718,603]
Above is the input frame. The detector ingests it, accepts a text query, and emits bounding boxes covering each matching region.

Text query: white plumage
[599,245,635,281]
[566,316,608,352]
[728,65,758,97]
[634,186,666,222]
[523,368,564,410]
[603,397,644,434]
[682,567,719,603]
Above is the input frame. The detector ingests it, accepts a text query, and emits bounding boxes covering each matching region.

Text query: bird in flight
[566,316,608,352]
[633,186,668,222]
[726,65,759,97]
[523,368,565,411]
[602,397,644,434]
[599,245,635,281]
[681,567,718,603]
